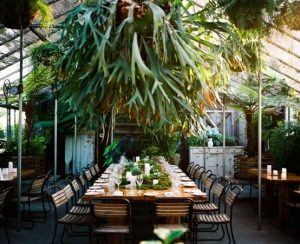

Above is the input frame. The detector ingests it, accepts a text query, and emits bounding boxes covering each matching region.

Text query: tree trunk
[246,112,255,156]
[179,133,188,171]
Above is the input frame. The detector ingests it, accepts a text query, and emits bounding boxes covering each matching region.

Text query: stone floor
[1,186,300,244]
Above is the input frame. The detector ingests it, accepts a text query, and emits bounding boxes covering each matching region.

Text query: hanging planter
[277,1,300,30]
[218,0,284,30]
[0,0,53,29]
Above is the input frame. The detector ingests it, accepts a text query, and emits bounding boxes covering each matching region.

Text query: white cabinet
[189,146,244,177]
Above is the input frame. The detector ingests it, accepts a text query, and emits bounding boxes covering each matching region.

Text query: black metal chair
[0,186,13,243]
[193,177,230,213]
[11,174,49,227]
[46,185,94,243]
[90,197,132,243]
[193,185,243,243]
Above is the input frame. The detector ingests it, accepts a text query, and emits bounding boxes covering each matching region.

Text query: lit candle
[153,179,158,185]
[267,165,272,175]
[126,171,132,180]
[145,163,150,176]
[136,156,140,162]
[273,170,278,176]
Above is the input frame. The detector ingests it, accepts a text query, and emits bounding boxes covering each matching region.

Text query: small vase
[207,138,213,147]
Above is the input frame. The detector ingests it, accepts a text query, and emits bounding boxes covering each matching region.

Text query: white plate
[174,169,183,173]
[85,192,98,195]
[144,192,158,196]
[89,186,102,190]
[96,179,108,183]
[177,173,186,177]
[101,174,109,179]
[181,176,191,181]
[182,182,196,187]
[193,191,207,196]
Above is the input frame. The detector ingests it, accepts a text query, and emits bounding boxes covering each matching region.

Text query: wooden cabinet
[189,146,244,177]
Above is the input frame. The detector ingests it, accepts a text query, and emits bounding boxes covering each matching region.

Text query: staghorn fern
[57,0,248,132]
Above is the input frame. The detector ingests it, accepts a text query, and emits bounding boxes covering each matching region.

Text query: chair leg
[225,223,231,244]
[51,221,57,244]
[28,200,34,229]
[4,216,10,244]
[61,224,67,243]
[41,195,47,222]
[229,222,236,244]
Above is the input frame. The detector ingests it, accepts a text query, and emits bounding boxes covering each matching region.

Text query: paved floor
[1,187,299,244]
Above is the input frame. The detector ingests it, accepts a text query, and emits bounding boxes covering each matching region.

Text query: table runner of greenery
[120,159,172,190]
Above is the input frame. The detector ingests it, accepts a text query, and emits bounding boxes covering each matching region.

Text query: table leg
[264,182,274,213]
[278,184,289,223]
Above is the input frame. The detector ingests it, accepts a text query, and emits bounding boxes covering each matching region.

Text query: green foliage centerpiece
[121,158,172,190]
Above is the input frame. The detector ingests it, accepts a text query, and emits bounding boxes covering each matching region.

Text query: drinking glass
[115,174,122,191]
[136,174,143,194]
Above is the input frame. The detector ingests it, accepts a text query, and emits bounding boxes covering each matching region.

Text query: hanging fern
[57,0,248,132]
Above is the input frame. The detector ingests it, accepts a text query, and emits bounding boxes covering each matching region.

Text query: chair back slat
[51,189,68,208]
[0,187,12,214]
[71,179,80,193]
[155,199,192,218]
[225,191,237,207]
[213,183,225,198]
[91,198,131,222]
[63,184,74,201]
[84,170,92,181]
[94,164,100,174]
[186,162,195,174]
[90,167,97,177]
[29,175,47,194]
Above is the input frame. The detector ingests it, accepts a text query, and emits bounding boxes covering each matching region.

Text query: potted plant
[275,1,300,30]
[0,0,53,29]
[218,0,285,29]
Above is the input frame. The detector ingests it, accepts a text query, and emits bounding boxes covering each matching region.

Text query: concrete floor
[1,186,299,244]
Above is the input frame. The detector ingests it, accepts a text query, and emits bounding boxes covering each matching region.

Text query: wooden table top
[293,189,300,195]
[248,168,300,184]
[82,165,207,202]
[0,169,35,182]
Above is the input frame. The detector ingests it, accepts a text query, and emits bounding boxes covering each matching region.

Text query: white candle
[281,173,287,180]
[273,170,278,176]
[267,165,272,175]
[282,168,287,176]
[136,156,140,162]
[153,179,158,185]
[145,163,150,176]
[126,171,132,180]
[8,162,13,173]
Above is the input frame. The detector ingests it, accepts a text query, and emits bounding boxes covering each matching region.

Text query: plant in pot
[0,0,53,29]
[218,0,285,30]
[56,0,249,133]
[274,0,300,30]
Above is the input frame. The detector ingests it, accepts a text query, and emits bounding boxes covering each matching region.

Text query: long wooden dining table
[82,164,207,202]
[82,163,207,243]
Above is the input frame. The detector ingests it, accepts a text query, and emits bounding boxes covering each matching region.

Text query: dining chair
[11,173,49,228]
[193,166,205,187]
[186,162,195,176]
[282,188,300,226]
[193,177,230,213]
[0,186,13,243]
[153,198,193,242]
[84,169,93,186]
[46,185,94,243]
[193,185,243,243]
[90,197,132,243]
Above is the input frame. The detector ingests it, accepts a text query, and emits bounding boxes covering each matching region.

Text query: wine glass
[136,174,143,194]
[115,174,122,191]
